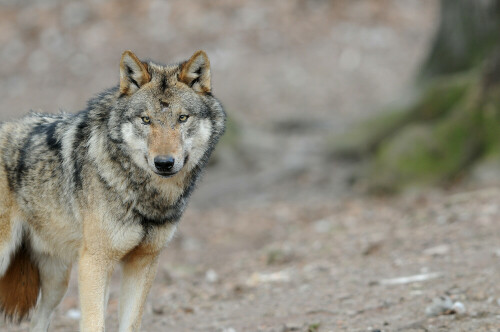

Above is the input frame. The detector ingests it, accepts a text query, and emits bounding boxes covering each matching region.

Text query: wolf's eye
[141,116,151,125]
[178,115,190,123]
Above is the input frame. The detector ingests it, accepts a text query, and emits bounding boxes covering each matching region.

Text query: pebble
[425,296,467,316]
[423,244,450,256]
[452,301,466,315]
[205,269,219,283]
[66,309,81,320]
[246,270,291,286]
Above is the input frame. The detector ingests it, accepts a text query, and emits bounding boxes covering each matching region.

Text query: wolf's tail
[0,240,40,322]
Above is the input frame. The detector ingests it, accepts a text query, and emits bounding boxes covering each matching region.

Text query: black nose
[154,156,175,173]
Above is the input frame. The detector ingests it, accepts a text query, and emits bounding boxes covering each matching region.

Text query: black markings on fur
[126,65,140,89]
[15,136,30,189]
[3,132,16,191]
[134,208,168,226]
[190,76,200,88]
[133,207,179,229]
[72,113,89,190]
[45,121,61,152]
[160,100,169,109]
[126,65,133,76]
[187,67,203,87]
[160,77,167,92]
[129,77,140,89]
[14,121,55,189]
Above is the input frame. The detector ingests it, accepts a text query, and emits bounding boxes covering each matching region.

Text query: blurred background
[2,0,500,331]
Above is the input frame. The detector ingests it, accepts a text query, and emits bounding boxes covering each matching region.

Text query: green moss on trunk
[329,74,472,161]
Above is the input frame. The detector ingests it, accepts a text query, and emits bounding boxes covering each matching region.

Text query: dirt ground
[4,1,500,332]
[5,187,500,332]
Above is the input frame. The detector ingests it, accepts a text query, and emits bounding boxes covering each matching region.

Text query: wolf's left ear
[120,50,151,96]
[179,50,211,94]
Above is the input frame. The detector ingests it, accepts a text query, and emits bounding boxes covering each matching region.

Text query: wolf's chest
[127,181,189,228]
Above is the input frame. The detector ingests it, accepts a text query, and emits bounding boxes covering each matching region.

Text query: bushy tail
[0,241,40,322]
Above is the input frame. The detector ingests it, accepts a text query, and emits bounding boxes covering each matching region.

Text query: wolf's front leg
[78,248,116,332]
[118,247,160,332]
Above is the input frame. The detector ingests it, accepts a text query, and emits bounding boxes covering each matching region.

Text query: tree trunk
[331,0,500,192]
[421,0,500,79]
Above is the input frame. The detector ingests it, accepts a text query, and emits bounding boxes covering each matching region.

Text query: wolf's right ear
[179,50,211,94]
[120,51,151,96]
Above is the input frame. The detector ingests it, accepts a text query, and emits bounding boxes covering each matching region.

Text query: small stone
[452,301,466,315]
[66,309,81,320]
[425,296,453,316]
[423,244,450,256]
[205,269,219,283]
[426,296,466,317]
[246,271,291,286]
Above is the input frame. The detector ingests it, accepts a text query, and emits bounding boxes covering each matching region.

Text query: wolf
[0,50,226,331]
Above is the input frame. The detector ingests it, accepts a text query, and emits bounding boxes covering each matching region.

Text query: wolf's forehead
[148,62,179,81]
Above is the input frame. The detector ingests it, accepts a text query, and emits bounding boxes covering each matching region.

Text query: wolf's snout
[154,155,175,173]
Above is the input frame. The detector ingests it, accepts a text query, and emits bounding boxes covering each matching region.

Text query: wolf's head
[113,50,226,179]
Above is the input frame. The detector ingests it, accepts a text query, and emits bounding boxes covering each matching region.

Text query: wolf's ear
[120,50,151,96]
[179,50,211,94]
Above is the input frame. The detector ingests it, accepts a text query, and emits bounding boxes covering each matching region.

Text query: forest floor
[5,186,500,332]
[5,1,500,332]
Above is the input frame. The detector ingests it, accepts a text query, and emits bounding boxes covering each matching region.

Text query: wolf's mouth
[154,171,178,178]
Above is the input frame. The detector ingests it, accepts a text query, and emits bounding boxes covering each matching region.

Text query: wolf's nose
[154,156,175,173]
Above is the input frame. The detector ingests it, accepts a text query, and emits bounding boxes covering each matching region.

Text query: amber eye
[141,116,151,124]
[178,115,190,123]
